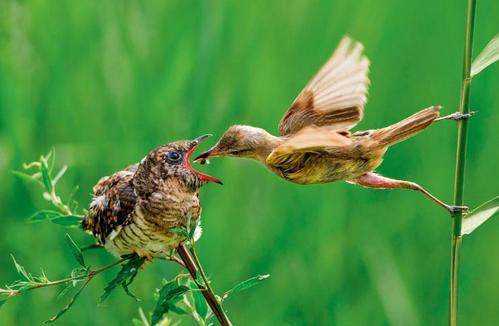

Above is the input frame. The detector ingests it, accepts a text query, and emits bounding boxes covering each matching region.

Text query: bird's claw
[139,254,154,269]
[440,111,477,121]
[447,205,469,216]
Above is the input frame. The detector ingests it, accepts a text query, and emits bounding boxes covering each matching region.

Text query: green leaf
[28,210,62,222]
[223,274,270,300]
[151,279,190,325]
[11,255,31,281]
[131,319,143,326]
[50,215,83,227]
[44,282,88,323]
[471,34,499,77]
[192,287,208,320]
[12,170,43,187]
[189,221,201,241]
[461,196,499,235]
[100,255,144,303]
[169,228,189,238]
[65,234,85,267]
[40,157,53,193]
[0,299,7,309]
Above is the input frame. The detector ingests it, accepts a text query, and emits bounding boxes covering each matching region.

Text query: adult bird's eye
[166,151,182,163]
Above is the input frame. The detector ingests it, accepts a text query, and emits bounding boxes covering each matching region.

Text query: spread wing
[278,36,370,136]
[82,164,138,243]
[267,126,355,170]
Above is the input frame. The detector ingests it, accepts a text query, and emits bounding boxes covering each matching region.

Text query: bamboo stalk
[450,0,477,324]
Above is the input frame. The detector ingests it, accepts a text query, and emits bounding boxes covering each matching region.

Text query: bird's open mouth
[193,148,215,165]
[185,135,223,185]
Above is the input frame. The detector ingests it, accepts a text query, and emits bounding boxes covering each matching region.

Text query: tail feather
[372,106,441,147]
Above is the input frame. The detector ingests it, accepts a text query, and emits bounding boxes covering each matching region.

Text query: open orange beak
[185,134,223,185]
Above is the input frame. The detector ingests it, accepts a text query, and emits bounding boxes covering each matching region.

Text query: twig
[176,244,232,326]
[450,0,477,325]
[0,256,129,298]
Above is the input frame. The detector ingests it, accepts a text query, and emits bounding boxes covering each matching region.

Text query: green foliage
[100,255,145,303]
[471,34,499,77]
[461,196,499,235]
[1,1,499,325]
[8,255,51,292]
[44,282,89,324]
[222,274,271,301]
[191,284,208,321]
[28,210,61,222]
[151,279,190,325]
[65,234,86,267]
[14,150,83,223]
[50,215,83,227]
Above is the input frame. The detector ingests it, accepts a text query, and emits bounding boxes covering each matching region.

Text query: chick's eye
[166,151,181,163]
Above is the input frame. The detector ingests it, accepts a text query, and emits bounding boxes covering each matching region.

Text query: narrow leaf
[28,210,61,223]
[461,196,499,235]
[65,234,86,267]
[12,171,43,187]
[100,255,144,302]
[52,165,68,186]
[44,281,88,323]
[169,228,189,238]
[192,288,208,320]
[151,279,190,325]
[11,255,30,281]
[50,215,83,227]
[131,319,143,326]
[40,158,53,193]
[0,299,7,308]
[223,274,270,299]
[471,34,499,77]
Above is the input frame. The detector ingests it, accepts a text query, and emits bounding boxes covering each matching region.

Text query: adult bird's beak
[185,134,223,185]
[193,147,216,164]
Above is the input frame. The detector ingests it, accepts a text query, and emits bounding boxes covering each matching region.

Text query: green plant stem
[450,0,476,324]
[0,256,129,298]
[176,244,232,326]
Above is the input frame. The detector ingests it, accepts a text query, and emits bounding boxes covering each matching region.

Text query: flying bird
[195,37,468,214]
[82,135,222,259]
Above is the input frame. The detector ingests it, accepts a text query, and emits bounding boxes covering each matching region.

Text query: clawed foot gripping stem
[436,111,477,122]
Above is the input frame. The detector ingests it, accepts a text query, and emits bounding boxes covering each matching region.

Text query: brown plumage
[195,37,467,214]
[82,135,221,258]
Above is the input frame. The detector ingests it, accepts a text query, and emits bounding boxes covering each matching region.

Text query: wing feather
[267,126,353,168]
[278,37,370,135]
[82,164,138,243]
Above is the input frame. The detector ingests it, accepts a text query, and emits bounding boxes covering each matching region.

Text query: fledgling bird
[82,135,221,259]
[195,37,468,214]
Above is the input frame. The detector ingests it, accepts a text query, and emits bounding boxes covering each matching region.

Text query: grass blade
[461,196,499,235]
[471,34,499,77]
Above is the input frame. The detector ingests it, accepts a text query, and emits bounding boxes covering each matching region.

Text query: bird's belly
[104,211,187,258]
[277,156,382,185]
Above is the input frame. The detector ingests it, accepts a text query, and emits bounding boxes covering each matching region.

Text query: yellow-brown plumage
[195,37,466,214]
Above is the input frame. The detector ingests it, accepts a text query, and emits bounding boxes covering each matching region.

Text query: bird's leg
[435,111,477,122]
[138,253,153,269]
[352,173,468,216]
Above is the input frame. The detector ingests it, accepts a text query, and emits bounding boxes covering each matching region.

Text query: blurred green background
[1,0,498,325]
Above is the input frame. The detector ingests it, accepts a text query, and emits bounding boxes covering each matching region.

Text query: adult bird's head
[194,125,280,164]
[134,134,222,195]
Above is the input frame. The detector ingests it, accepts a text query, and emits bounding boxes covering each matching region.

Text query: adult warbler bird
[82,135,222,259]
[195,37,468,214]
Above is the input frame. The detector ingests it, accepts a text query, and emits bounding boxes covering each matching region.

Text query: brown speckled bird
[195,37,468,214]
[82,135,221,259]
